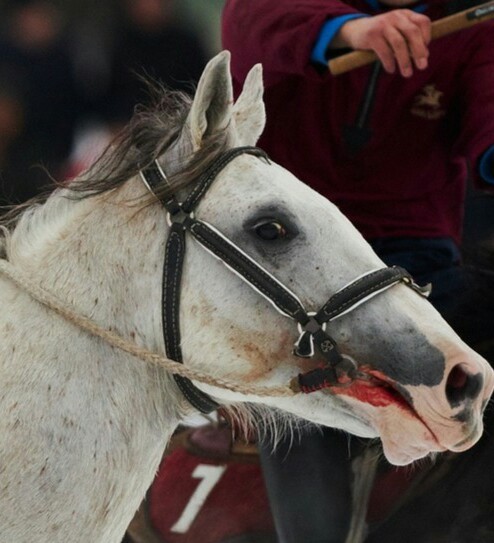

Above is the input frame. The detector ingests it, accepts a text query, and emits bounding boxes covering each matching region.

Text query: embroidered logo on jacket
[411,84,446,120]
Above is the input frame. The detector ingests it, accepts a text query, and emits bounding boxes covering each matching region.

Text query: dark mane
[0,84,230,229]
[71,85,229,200]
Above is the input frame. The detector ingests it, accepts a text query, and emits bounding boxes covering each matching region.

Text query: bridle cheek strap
[143,147,269,413]
[141,147,431,412]
[163,221,219,413]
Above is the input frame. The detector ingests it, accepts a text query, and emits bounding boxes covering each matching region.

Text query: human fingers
[395,14,430,71]
[382,25,413,77]
[371,37,397,74]
[409,11,432,46]
[334,11,431,76]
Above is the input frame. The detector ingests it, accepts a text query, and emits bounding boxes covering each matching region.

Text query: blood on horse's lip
[342,369,448,448]
[332,368,412,411]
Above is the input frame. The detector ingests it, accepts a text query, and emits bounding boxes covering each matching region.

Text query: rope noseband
[141,147,431,413]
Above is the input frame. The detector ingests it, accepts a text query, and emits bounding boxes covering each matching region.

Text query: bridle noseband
[141,146,430,413]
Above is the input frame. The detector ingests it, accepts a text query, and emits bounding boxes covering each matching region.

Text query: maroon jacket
[222,0,494,243]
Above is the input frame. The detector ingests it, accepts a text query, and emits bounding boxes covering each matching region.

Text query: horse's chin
[358,405,446,466]
[380,424,449,465]
[363,415,445,465]
[313,396,444,465]
[379,442,442,466]
[327,377,448,465]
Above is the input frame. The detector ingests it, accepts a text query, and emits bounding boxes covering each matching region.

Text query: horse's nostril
[446,365,483,407]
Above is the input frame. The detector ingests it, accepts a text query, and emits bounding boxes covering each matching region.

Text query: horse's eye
[254,220,288,241]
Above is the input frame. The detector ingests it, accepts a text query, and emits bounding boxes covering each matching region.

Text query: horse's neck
[0,180,188,542]
[8,180,170,342]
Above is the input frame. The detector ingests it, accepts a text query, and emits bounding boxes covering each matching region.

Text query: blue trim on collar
[365,0,380,11]
[479,146,494,184]
[311,14,369,65]
[413,3,428,13]
[364,0,427,13]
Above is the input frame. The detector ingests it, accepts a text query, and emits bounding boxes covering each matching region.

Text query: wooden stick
[328,1,494,75]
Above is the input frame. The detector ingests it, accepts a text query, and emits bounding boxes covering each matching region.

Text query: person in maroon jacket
[222,1,494,541]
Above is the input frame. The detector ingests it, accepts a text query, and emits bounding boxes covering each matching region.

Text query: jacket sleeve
[453,22,494,189]
[221,0,363,87]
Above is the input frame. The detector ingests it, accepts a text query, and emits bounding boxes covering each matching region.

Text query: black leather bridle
[141,146,430,413]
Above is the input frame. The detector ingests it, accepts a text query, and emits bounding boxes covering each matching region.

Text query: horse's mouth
[300,360,479,460]
[330,368,450,464]
[296,359,414,413]
[331,367,413,413]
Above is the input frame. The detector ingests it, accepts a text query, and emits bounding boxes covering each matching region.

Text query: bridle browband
[140,146,430,413]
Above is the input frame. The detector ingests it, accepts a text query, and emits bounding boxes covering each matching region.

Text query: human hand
[333,10,431,77]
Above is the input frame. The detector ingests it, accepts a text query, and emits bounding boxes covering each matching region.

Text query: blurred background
[0,0,224,208]
[0,0,490,248]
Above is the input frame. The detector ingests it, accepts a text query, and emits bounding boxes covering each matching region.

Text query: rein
[140,146,431,413]
[0,258,294,399]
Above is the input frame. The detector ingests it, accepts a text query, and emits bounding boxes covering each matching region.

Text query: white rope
[0,259,296,398]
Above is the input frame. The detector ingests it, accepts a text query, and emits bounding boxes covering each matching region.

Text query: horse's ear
[186,51,234,149]
[233,63,266,145]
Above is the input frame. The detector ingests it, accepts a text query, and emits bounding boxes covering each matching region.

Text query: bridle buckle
[294,312,326,358]
[166,209,194,228]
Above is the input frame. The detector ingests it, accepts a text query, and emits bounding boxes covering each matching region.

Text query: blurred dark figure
[105,0,208,124]
[0,0,79,206]
[0,81,26,207]
[463,183,494,248]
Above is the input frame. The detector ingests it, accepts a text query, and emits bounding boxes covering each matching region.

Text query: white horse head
[173,52,494,461]
[0,51,492,542]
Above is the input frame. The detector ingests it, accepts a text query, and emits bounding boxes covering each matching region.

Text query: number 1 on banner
[170,464,227,534]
